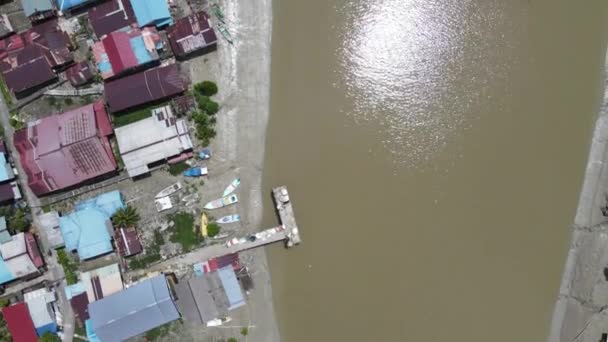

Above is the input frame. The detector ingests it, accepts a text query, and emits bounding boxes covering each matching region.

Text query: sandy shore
[207,0,281,340]
[548,53,608,341]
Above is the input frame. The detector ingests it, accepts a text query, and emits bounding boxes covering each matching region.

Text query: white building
[115,105,193,177]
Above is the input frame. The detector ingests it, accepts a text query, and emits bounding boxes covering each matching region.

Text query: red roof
[70,292,90,323]
[104,64,187,113]
[65,61,94,87]
[167,11,217,59]
[115,227,142,257]
[24,233,43,268]
[13,100,117,196]
[89,0,135,38]
[0,182,16,204]
[2,303,38,342]
[0,20,72,94]
[103,31,138,74]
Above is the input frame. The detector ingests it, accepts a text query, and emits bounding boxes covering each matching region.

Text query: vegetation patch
[169,212,202,252]
[57,249,78,285]
[207,222,221,238]
[38,332,61,342]
[144,320,181,341]
[111,206,140,228]
[112,101,170,128]
[0,76,12,106]
[191,81,220,146]
[168,162,189,176]
[41,205,52,213]
[0,206,30,233]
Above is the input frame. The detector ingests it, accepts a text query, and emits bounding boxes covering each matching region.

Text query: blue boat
[183,167,208,177]
[198,148,212,160]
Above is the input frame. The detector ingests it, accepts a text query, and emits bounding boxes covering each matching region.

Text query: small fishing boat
[155,182,182,199]
[183,167,208,177]
[181,193,199,203]
[204,194,238,210]
[210,233,230,240]
[216,214,240,224]
[155,197,173,212]
[223,178,240,196]
[198,148,212,160]
[201,213,209,237]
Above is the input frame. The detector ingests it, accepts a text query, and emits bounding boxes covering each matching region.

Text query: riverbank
[210,0,280,340]
[548,52,608,341]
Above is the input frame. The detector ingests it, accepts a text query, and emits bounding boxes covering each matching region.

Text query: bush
[194,81,218,97]
[192,112,216,146]
[38,332,61,342]
[9,208,29,233]
[204,100,219,115]
[207,223,220,237]
[240,327,248,336]
[169,212,202,252]
[168,162,189,176]
[227,338,238,342]
[57,249,78,285]
[64,98,73,106]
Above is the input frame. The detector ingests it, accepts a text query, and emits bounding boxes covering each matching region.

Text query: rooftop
[2,302,38,342]
[115,227,142,257]
[217,266,246,310]
[65,61,94,87]
[130,0,173,28]
[104,64,187,113]
[167,11,217,59]
[93,27,161,79]
[115,105,193,177]
[88,0,135,39]
[174,276,220,324]
[88,275,180,341]
[57,0,95,12]
[21,0,55,17]
[0,153,14,183]
[24,288,57,336]
[38,211,64,249]
[13,101,116,196]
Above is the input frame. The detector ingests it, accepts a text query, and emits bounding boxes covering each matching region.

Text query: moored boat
[198,148,212,160]
[183,167,208,177]
[201,213,209,237]
[223,178,240,196]
[216,214,240,224]
[204,194,238,210]
[155,197,173,212]
[155,182,182,199]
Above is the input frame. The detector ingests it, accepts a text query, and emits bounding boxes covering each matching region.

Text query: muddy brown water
[262,0,608,341]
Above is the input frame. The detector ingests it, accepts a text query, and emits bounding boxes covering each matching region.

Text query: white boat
[204,194,238,210]
[222,178,240,196]
[206,317,232,327]
[210,233,230,240]
[155,197,173,212]
[216,214,240,224]
[181,193,199,203]
[155,182,182,199]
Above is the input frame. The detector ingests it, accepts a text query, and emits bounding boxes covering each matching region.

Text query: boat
[201,213,209,237]
[155,197,173,212]
[204,194,238,210]
[183,167,208,177]
[181,193,199,203]
[222,178,240,196]
[216,214,240,224]
[155,182,182,199]
[198,148,212,160]
[206,317,232,327]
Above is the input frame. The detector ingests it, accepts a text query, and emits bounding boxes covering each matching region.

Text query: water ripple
[336,0,525,167]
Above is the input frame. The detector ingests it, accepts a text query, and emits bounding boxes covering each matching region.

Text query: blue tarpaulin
[217,266,245,310]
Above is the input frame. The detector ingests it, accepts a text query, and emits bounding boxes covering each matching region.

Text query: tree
[204,100,219,115]
[111,206,140,228]
[9,208,29,233]
[38,332,61,342]
[227,338,238,342]
[194,81,218,97]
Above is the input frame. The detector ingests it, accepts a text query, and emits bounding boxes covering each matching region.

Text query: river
[262,0,608,341]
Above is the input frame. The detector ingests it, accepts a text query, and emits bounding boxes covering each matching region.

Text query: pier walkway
[132,186,301,276]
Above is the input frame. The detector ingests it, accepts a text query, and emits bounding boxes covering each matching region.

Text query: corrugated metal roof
[75,190,124,218]
[6,254,38,278]
[115,105,193,177]
[130,0,173,28]
[88,275,180,341]
[80,263,123,302]
[217,266,245,310]
[104,64,187,113]
[0,153,14,182]
[38,211,64,248]
[13,101,116,196]
[21,0,54,17]
[0,232,27,260]
[167,11,217,59]
[25,233,43,268]
[57,0,93,11]
[115,227,142,257]
[88,0,135,39]
[2,303,38,342]
[59,207,113,260]
[24,288,56,333]
[66,61,94,87]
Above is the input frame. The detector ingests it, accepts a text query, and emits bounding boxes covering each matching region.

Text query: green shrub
[168,162,189,176]
[207,223,221,237]
[194,81,218,97]
[204,100,219,114]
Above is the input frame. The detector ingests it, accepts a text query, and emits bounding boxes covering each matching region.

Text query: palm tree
[111,206,140,228]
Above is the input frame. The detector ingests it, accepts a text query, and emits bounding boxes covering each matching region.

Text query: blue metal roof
[0,257,14,284]
[0,154,13,182]
[88,275,179,342]
[59,208,113,260]
[217,266,245,310]
[85,319,101,342]
[131,36,154,65]
[130,0,173,28]
[21,0,54,17]
[35,323,58,336]
[75,190,124,219]
[64,282,85,300]
[57,0,92,11]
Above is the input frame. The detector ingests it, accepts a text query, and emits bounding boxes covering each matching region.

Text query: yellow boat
[201,213,209,237]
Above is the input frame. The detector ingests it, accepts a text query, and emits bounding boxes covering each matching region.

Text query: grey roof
[21,0,55,17]
[0,217,9,244]
[38,211,64,248]
[175,276,219,324]
[88,275,179,342]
